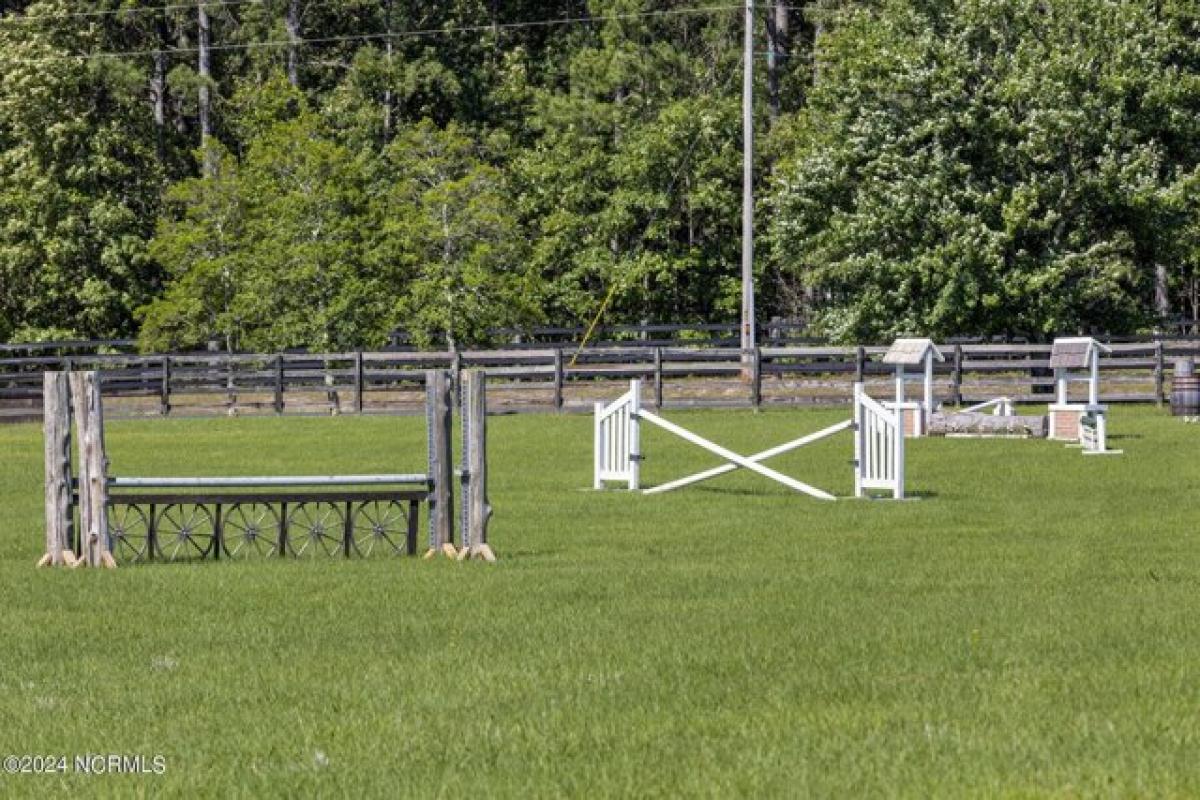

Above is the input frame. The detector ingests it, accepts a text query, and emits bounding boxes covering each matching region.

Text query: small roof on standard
[1050,336,1111,369]
[882,337,944,365]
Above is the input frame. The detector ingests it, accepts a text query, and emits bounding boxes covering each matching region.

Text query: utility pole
[198,0,213,175]
[741,0,756,368]
[286,0,300,87]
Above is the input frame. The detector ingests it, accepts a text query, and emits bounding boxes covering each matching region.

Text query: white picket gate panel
[854,383,904,499]
[594,380,641,489]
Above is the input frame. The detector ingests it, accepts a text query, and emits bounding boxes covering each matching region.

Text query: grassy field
[1,404,1198,797]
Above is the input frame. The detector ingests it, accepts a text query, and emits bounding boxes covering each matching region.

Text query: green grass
[1,405,1198,797]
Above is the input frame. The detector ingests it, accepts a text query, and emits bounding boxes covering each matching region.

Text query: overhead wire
[0,0,268,25]
[0,4,743,65]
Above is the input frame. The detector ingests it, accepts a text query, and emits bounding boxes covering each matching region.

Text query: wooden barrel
[1170,373,1200,416]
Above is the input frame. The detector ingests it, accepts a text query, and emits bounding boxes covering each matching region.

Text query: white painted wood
[923,354,934,434]
[644,419,853,494]
[637,409,836,500]
[593,402,604,489]
[594,380,641,488]
[855,390,903,498]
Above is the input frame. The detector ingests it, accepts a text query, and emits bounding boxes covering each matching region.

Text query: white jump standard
[1048,337,1120,455]
[594,380,905,499]
[881,338,944,437]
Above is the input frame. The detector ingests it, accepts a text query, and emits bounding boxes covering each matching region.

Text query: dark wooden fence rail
[3,339,1199,419]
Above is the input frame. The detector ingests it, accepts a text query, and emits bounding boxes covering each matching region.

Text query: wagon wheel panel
[222,503,281,558]
[154,504,216,562]
[286,502,345,557]
[107,504,150,564]
[351,500,406,557]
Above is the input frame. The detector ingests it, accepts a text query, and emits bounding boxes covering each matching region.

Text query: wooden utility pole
[382,0,394,144]
[740,0,756,368]
[286,0,301,87]
[198,0,214,175]
[766,1,789,124]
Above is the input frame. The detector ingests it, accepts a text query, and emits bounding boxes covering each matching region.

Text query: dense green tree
[766,0,1200,340]
[385,120,536,347]
[0,0,163,341]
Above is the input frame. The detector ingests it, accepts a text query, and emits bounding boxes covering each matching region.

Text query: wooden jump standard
[39,369,494,568]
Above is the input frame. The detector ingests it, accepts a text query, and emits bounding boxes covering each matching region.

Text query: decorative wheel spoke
[155,504,215,562]
[222,503,280,558]
[107,504,149,563]
[286,503,344,557]
[351,501,406,557]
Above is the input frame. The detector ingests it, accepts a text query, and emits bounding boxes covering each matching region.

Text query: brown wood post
[552,348,564,410]
[424,370,456,559]
[160,356,171,415]
[450,350,463,408]
[274,354,284,414]
[751,346,762,408]
[1154,340,1164,407]
[225,353,236,413]
[69,371,115,568]
[458,370,495,561]
[354,350,365,414]
[654,347,664,408]
[952,344,963,406]
[39,372,77,567]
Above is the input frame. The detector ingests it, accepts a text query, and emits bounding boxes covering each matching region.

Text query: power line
[0,0,267,25]
[0,5,743,66]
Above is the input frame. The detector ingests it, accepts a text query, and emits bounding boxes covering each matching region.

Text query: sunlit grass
[0,405,1197,797]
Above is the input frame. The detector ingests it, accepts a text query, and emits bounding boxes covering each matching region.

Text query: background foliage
[0,0,1198,347]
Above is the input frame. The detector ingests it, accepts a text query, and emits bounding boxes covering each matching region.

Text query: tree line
[0,0,1197,350]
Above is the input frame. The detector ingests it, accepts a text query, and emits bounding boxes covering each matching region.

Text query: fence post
[425,370,456,558]
[160,357,171,416]
[274,355,284,414]
[654,347,664,408]
[458,370,495,561]
[450,349,462,408]
[855,346,866,384]
[225,353,236,413]
[69,371,115,568]
[751,346,762,408]
[952,344,963,406]
[552,348,564,410]
[354,350,365,414]
[39,372,77,567]
[1154,340,1164,407]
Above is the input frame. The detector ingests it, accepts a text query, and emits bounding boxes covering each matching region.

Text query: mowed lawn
[0,404,1198,797]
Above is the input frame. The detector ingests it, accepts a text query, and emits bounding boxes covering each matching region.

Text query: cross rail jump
[594,379,905,500]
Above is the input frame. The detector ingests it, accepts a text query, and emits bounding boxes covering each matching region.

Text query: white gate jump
[853,383,904,499]
[594,380,904,500]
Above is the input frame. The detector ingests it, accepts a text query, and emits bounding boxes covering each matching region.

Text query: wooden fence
[3,340,1199,419]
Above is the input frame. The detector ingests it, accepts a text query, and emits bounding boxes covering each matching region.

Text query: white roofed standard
[1048,337,1120,454]
[882,338,944,437]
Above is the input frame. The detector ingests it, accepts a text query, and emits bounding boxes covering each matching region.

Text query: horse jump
[594,380,905,500]
[40,369,495,568]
